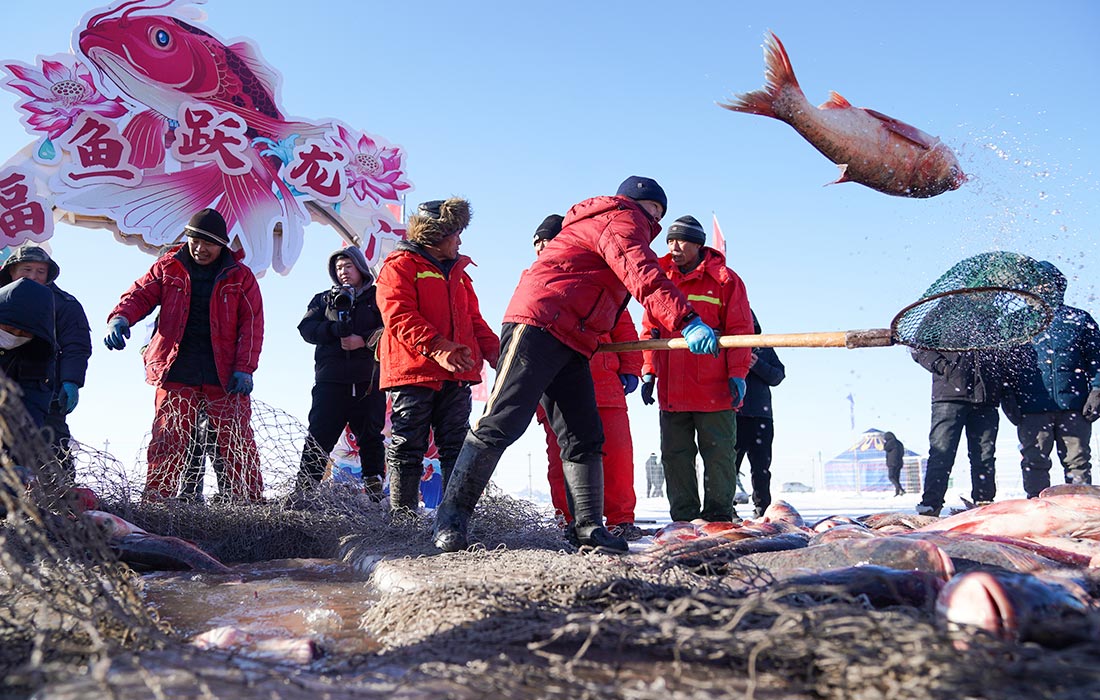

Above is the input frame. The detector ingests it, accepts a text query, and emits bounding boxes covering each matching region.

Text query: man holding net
[103,209,264,502]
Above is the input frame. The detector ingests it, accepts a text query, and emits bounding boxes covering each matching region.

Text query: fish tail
[718,30,801,119]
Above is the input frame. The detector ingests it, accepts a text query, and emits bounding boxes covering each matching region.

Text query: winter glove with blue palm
[104,317,130,350]
[640,374,656,405]
[227,371,254,395]
[729,377,746,410]
[682,316,719,356]
[60,382,80,414]
[620,374,639,395]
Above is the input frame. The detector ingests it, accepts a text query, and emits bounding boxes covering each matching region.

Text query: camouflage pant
[1017,410,1092,497]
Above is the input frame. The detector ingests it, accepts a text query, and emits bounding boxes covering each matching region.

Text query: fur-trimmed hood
[406,198,471,246]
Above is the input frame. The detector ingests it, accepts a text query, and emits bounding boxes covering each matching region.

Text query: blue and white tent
[823,428,924,493]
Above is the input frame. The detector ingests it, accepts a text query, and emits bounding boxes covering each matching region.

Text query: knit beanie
[532,214,564,243]
[407,198,471,246]
[615,176,667,215]
[184,208,230,246]
[666,215,706,245]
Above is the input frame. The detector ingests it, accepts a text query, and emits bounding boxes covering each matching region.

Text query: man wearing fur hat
[0,244,91,483]
[294,246,386,499]
[104,208,265,502]
[376,198,500,514]
[640,214,753,523]
[433,176,721,554]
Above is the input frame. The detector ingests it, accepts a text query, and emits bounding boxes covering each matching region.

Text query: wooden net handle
[596,329,894,353]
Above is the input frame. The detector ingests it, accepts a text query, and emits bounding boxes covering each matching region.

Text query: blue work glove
[60,381,79,414]
[620,374,639,395]
[682,316,719,356]
[227,371,254,395]
[104,317,130,350]
[729,377,746,410]
[640,373,656,406]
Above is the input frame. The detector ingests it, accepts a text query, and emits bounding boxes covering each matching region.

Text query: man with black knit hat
[640,214,753,523]
[104,208,265,502]
[294,245,386,499]
[433,177,721,554]
[376,197,500,514]
[1,243,91,483]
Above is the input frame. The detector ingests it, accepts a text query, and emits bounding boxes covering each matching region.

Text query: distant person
[376,198,499,514]
[0,244,92,484]
[644,452,663,498]
[734,312,785,518]
[530,213,644,540]
[104,208,264,502]
[295,246,386,500]
[1002,261,1100,497]
[882,431,905,497]
[0,278,55,429]
[433,176,721,554]
[640,215,754,523]
[911,347,1005,515]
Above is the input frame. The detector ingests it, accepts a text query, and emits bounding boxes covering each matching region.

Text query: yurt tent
[823,428,924,493]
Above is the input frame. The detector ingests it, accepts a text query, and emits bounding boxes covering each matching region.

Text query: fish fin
[718,30,800,119]
[863,108,939,149]
[820,91,851,110]
[205,97,330,142]
[122,110,169,170]
[826,164,851,186]
[227,41,284,108]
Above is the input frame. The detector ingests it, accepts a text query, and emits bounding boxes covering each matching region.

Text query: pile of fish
[646,484,1100,649]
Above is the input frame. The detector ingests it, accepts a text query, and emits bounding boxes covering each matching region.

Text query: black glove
[1083,388,1100,423]
[332,318,353,338]
[640,374,656,406]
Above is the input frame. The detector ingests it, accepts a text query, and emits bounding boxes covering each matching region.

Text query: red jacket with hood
[376,242,500,390]
[108,245,264,390]
[504,196,694,356]
[642,247,753,412]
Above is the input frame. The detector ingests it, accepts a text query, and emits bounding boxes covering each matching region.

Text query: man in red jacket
[104,209,264,502]
[376,198,500,514]
[640,215,753,522]
[531,214,644,539]
[433,176,721,553]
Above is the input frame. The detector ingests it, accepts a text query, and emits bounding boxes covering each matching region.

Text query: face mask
[0,328,32,350]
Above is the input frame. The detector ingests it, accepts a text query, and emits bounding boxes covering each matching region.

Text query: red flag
[712,213,726,257]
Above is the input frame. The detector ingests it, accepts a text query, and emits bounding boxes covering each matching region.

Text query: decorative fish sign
[0,0,411,273]
[720,31,966,199]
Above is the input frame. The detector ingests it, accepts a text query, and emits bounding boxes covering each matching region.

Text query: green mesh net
[891,252,1054,351]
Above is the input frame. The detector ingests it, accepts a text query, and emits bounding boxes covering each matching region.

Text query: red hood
[563,195,662,242]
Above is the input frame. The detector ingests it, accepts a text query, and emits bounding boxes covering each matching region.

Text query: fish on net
[5,372,1100,699]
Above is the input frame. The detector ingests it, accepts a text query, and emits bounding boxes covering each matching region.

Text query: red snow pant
[146,383,263,501]
[541,404,636,526]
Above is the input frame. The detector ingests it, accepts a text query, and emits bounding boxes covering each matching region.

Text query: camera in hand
[328,284,356,315]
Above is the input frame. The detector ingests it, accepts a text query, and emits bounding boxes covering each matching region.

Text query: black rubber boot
[388,465,422,514]
[562,459,627,553]
[433,437,502,552]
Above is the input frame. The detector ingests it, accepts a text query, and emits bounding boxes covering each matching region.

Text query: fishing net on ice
[891,251,1055,351]
[5,372,1100,699]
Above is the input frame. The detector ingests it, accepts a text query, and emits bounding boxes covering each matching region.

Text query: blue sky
[1,1,1098,499]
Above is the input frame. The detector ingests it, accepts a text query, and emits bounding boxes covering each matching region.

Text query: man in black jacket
[295,246,386,499]
[734,312,785,519]
[911,349,1004,516]
[0,244,91,484]
[0,278,56,428]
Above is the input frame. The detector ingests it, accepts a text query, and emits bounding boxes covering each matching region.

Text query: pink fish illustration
[721,31,966,198]
[66,0,333,271]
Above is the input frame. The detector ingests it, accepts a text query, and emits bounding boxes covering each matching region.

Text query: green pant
[660,409,738,522]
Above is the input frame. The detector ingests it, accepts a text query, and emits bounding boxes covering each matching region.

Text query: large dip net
[3,373,1100,699]
[890,251,1055,351]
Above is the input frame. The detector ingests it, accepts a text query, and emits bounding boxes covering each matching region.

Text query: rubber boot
[388,464,422,514]
[433,436,502,552]
[562,459,627,553]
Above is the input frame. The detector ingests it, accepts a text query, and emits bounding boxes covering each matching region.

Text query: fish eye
[151,27,171,48]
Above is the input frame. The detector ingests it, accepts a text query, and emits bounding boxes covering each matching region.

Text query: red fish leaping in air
[720,31,966,198]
